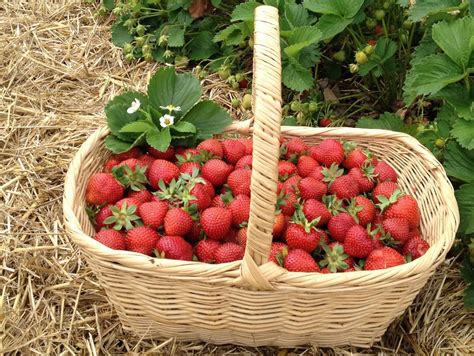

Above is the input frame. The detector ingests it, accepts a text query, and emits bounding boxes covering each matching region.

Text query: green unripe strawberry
[112,6,123,16]
[144,52,153,62]
[308,101,318,112]
[435,138,445,148]
[175,55,189,67]
[242,94,252,110]
[332,50,346,62]
[96,6,108,17]
[231,98,241,108]
[235,73,244,82]
[248,38,254,49]
[355,51,368,64]
[142,44,151,54]
[363,45,374,55]
[349,63,359,74]
[239,40,247,49]
[290,101,301,112]
[218,67,231,80]
[366,18,377,29]
[383,1,390,9]
[403,20,412,30]
[125,53,135,62]
[199,70,208,79]
[400,33,408,44]
[136,24,146,37]
[232,81,240,90]
[301,103,310,114]
[123,43,134,54]
[375,10,385,21]
[135,36,145,47]
[296,112,306,125]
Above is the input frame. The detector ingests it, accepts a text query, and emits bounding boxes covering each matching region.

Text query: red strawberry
[197,139,223,158]
[137,154,155,176]
[237,138,253,155]
[103,158,120,173]
[186,221,203,243]
[285,224,320,253]
[320,267,331,273]
[235,155,253,169]
[179,161,201,175]
[297,156,319,177]
[373,210,384,225]
[408,228,421,239]
[384,195,420,229]
[222,139,246,165]
[195,239,221,262]
[148,146,175,160]
[148,160,180,190]
[302,199,331,227]
[365,247,405,270]
[117,158,139,171]
[227,169,251,196]
[211,194,229,208]
[298,177,327,200]
[86,173,124,205]
[307,166,324,181]
[128,189,153,205]
[202,159,232,187]
[164,208,193,236]
[95,205,113,231]
[125,226,160,255]
[229,195,250,226]
[349,196,376,226]
[189,184,212,211]
[348,167,375,193]
[214,242,244,263]
[382,218,410,243]
[371,226,386,249]
[111,147,141,161]
[284,249,320,272]
[279,191,298,216]
[282,175,301,193]
[138,201,168,229]
[223,228,238,244]
[343,149,368,170]
[343,225,375,258]
[372,181,399,204]
[328,212,356,242]
[374,161,398,182]
[402,236,429,259]
[312,139,345,167]
[268,242,287,264]
[278,161,297,180]
[201,207,232,240]
[114,197,142,209]
[273,213,287,238]
[329,175,360,200]
[236,227,247,247]
[319,118,332,127]
[155,235,193,261]
[284,138,308,160]
[201,179,216,198]
[94,229,126,250]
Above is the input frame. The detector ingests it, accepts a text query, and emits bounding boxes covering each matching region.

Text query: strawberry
[186,221,203,242]
[365,247,405,270]
[298,177,327,201]
[201,207,232,240]
[95,205,113,231]
[195,239,221,262]
[343,225,375,258]
[278,191,298,216]
[268,242,287,265]
[227,169,251,196]
[128,189,153,205]
[307,166,324,181]
[328,212,356,242]
[164,208,193,236]
[408,228,421,239]
[104,200,142,231]
[329,175,360,200]
[155,235,193,261]
[320,242,352,272]
[179,161,201,175]
[284,249,320,272]
[189,184,212,211]
[285,224,320,252]
[148,146,175,160]
[373,210,384,226]
[382,218,410,243]
[214,242,244,263]
[282,175,301,193]
[236,227,247,247]
[229,194,250,226]
[103,158,120,173]
[201,178,216,198]
[235,155,253,169]
[347,196,376,227]
[348,167,375,193]
[197,139,223,159]
[302,199,331,227]
[402,236,429,260]
[273,213,287,238]
[137,154,155,177]
[383,195,420,229]
[114,197,142,209]
[148,160,180,190]
[202,159,232,187]
[125,226,160,255]
[237,138,253,155]
[138,201,168,229]
[86,173,124,205]
[297,155,319,177]
[211,193,231,208]
[319,118,332,127]
[111,147,141,161]
[223,228,238,244]
[284,138,308,160]
[117,158,139,171]
[94,229,126,250]
[320,267,331,273]
[222,139,246,165]
[343,148,368,170]
[374,160,398,182]
[312,139,345,167]
[278,161,297,180]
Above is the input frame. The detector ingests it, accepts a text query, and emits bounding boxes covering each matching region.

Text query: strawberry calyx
[291,207,320,233]
[274,246,289,267]
[345,198,362,224]
[112,164,148,191]
[322,194,345,216]
[360,162,377,180]
[343,141,358,154]
[321,163,343,186]
[369,223,400,247]
[86,205,102,224]
[319,243,350,273]
[176,152,202,165]
[375,189,404,212]
[104,202,142,231]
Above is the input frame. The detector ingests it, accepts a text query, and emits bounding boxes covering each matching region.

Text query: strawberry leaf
[146,128,172,152]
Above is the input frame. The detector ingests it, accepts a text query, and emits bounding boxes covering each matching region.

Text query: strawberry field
[2,0,474,354]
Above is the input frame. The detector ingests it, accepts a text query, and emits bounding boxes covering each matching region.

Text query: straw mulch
[1,1,473,354]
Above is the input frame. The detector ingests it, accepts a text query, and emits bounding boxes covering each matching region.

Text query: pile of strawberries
[86,136,430,272]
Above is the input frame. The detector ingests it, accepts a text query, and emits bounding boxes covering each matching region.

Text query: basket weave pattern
[63,6,459,348]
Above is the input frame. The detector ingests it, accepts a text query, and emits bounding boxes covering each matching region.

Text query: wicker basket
[63,6,459,348]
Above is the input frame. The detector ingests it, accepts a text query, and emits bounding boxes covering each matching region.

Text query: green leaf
[455,184,474,235]
[284,2,311,29]
[172,121,196,133]
[187,31,219,60]
[432,17,474,68]
[462,257,474,284]
[304,0,364,19]
[148,67,201,116]
[397,0,409,7]
[102,0,115,10]
[299,43,321,68]
[231,1,259,22]
[214,24,243,44]
[119,121,154,133]
[282,116,299,126]
[411,27,440,66]
[437,85,474,120]
[167,25,185,47]
[284,26,322,57]
[451,119,474,150]
[146,128,172,152]
[282,58,314,91]
[315,14,352,40]
[465,284,474,310]
[111,21,134,47]
[356,113,404,131]
[408,0,460,22]
[359,38,397,76]
[444,141,474,183]
[104,133,145,154]
[183,101,232,139]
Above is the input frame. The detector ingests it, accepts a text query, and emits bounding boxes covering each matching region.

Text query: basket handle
[240,6,282,290]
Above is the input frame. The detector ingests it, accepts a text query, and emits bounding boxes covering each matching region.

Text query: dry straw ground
[1,1,473,354]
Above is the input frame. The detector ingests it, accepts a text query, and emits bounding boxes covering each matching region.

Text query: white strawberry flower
[159,104,181,112]
[159,114,175,128]
[127,98,141,114]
